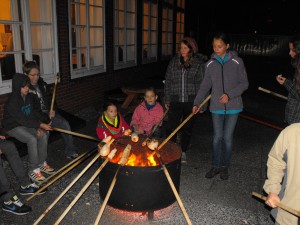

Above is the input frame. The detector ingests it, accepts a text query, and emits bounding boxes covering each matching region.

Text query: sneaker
[205,167,220,179]
[181,152,187,164]
[66,152,79,160]
[220,167,229,180]
[19,183,47,195]
[40,162,55,175]
[2,195,32,215]
[29,170,46,183]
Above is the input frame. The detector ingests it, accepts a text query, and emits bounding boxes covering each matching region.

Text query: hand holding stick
[94,144,131,225]
[142,108,169,146]
[252,192,300,217]
[54,149,118,225]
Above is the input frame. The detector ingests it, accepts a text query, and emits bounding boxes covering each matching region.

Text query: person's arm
[283,79,300,100]
[263,129,287,205]
[164,57,175,108]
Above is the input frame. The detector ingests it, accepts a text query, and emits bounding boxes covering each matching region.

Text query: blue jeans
[51,113,78,156]
[0,140,31,201]
[7,126,49,172]
[211,113,239,168]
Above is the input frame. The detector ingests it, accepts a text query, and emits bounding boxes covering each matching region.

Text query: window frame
[0,0,59,94]
[161,0,174,59]
[114,0,137,70]
[69,0,106,79]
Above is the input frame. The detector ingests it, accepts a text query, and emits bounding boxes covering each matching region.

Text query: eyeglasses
[28,73,40,77]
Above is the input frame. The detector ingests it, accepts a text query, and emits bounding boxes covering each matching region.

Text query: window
[69,0,105,79]
[176,0,184,49]
[0,0,58,94]
[114,0,136,69]
[162,0,173,58]
[142,0,157,63]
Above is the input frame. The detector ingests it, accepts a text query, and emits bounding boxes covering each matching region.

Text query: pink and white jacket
[130,101,164,135]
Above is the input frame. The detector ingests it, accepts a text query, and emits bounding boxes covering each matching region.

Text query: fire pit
[99,136,181,213]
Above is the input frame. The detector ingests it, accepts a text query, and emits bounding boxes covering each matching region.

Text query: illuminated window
[142,0,157,63]
[176,0,184,49]
[69,0,105,79]
[162,0,173,58]
[114,0,136,69]
[0,0,58,94]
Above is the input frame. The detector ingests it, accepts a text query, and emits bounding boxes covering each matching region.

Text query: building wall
[0,0,171,127]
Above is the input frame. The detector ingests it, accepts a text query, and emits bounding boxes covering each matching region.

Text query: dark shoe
[66,152,79,160]
[2,195,32,215]
[220,167,229,180]
[205,167,220,179]
[20,183,47,195]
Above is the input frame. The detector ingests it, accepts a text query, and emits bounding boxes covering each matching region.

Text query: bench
[1,109,86,158]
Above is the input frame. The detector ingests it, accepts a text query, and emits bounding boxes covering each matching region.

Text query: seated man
[24,61,79,159]
[0,135,45,215]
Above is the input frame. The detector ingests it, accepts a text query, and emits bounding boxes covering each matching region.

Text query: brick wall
[0,0,172,127]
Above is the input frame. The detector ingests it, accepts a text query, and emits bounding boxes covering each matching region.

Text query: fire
[110,150,159,166]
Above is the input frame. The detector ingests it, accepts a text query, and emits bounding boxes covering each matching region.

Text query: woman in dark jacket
[164,37,207,163]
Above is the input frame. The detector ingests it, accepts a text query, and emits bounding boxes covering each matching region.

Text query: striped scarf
[101,113,123,135]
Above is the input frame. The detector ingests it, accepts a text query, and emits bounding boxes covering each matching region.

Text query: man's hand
[276,74,286,85]
[40,123,53,131]
[265,192,280,208]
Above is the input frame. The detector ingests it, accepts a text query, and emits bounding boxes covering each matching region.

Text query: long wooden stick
[37,148,93,186]
[52,127,100,142]
[154,149,192,225]
[33,151,102,225]
[27,148,97,202]
[252,192,300,217]
[50,73,60,113]
[94,145,131,225]
[54,149,117,225]
[142,108,169,146]
[158,95,211,151]
[258,87,288,100]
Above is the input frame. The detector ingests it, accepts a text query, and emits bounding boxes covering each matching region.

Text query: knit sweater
[283,78,300,124]
[130,101,164,135]
[96,113,130,140]
[263,123,300,225]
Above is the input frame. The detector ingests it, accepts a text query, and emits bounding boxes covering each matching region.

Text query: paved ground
[0,89,285,225]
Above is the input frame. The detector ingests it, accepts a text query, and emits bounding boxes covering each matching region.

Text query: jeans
[165,102,195,152]
[7,126,49,172]
[0,140,31,201]
[211,113,239,168]
[51,113,78,155]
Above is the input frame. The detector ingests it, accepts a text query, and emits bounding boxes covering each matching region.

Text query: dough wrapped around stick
[99,139,115,157]
[147,139,159,151]
[107,148,117,160]
[131,132,139,142]
[120,144,131,166]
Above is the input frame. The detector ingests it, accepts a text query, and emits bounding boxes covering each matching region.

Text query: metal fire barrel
[98,137,181,212]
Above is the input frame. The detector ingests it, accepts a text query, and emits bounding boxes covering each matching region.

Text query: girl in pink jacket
[130,87,164,136]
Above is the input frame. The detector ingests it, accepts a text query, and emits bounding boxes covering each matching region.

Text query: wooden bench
[121,87,165,109]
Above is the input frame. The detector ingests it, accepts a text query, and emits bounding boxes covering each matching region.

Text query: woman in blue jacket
[193,32,248,180]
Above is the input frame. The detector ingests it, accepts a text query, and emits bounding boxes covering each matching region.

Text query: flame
[110,150,159,166]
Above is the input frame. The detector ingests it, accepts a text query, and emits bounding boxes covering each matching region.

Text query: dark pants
[51,113,78,156]
[0,140,31,202]
[165,102,195,152]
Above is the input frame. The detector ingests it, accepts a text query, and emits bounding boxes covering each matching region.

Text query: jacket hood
[12,73,30,94]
